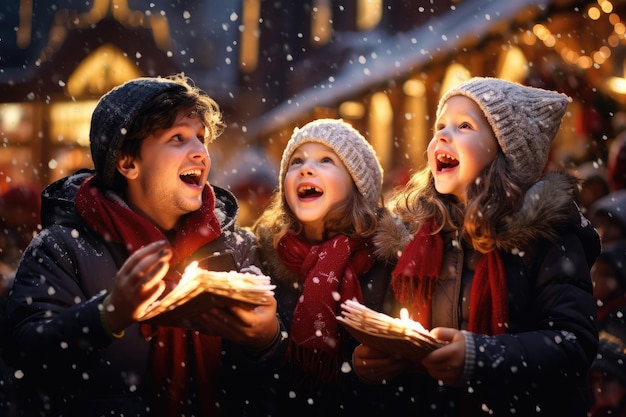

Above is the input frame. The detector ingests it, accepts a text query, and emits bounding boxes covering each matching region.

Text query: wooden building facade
[1,0,625,224]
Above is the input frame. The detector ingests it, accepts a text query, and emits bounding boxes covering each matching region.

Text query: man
[2,75,281,416]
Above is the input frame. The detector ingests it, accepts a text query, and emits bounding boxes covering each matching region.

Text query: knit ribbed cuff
[460,330,475,385]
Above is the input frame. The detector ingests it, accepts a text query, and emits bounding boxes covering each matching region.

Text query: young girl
[249,119,409,416]
[353,77,601,416]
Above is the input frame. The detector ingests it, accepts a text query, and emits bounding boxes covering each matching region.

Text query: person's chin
[183,198,204,213]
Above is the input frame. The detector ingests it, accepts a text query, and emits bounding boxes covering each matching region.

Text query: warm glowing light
[588,6,602,20]
[522,30,536,46]
[338,101,365,119]
[402,79,426,97]
[1,105,24,132]
[599,45,612,59]
[599,0,614,14]
[440,63,471,99]
[496,46,528,83]
[369,92,393,171]
[533,24,549,40]
[49,101,98,147]
[543,34,556,48]
[66,44,142,97]
[357,0,382,31]
[239,0,261,72]
[609,13,621,25]
[593,51,607,65]
[311,0,332,45]
[577,56,593,69]
[607,76,626,95]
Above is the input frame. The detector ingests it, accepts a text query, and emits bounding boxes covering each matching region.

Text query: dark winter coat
[374,171,601,416]
[239,220,413,417]
[1,169,267,417]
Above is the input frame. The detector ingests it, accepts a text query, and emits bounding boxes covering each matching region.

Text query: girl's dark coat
[246,218,413,417]
[373,171,601,416]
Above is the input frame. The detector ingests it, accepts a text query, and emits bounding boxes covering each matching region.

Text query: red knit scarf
[277,233,374,384]
[75,176,223,416]
[391,220,508,335]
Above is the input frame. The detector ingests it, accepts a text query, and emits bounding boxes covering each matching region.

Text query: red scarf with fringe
[277,233,374,384]
[75,176,223,416]
[391,220,508,335]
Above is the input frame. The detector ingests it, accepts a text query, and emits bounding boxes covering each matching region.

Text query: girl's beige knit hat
[279,118,383,205]
[437,77,571,184]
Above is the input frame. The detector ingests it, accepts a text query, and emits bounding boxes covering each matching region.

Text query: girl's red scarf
[391,220,508,335]
[75,176,223,416]
[277,233,374,384]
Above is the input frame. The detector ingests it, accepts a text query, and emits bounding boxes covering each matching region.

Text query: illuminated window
[49,101,98,148]
[357,0,382,31]
[66,44,142,98]
[339,101,366,119]
[240,0,260,72]
[402,79,429,170]
[0,103,39,187]
[496,46,529,83]
[312,0,332,45]
[369,92,393,171]
[440,63,471,100]
[0,104,34,143]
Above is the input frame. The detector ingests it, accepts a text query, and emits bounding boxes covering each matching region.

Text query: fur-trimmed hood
[373,170,600,266]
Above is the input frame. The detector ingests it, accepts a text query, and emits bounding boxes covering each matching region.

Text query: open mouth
[436,153,459,172]
[180,169,203,186]
[297,185,323,198]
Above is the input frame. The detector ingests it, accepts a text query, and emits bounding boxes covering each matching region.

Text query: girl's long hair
[391,152,524,253]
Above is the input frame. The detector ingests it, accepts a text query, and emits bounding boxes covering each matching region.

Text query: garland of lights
[532,1,625,70]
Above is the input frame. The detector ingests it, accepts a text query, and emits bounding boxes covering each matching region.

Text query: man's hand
[105,240,173,333]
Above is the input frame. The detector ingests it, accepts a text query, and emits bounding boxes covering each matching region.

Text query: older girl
[354,77,601,416]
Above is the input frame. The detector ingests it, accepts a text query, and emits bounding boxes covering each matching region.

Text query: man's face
[119,110,210,231]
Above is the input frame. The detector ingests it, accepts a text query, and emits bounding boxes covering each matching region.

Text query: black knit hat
[89,77,185,188]
[596,240,626,289]
[591,330,626,385]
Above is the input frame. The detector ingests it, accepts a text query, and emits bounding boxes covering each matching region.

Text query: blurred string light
[528,0,624,70]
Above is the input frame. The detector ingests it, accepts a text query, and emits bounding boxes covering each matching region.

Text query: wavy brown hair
[390,152,524,253]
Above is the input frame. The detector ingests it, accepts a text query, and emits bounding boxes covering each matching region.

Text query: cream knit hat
[278,119,383,206]
[437,77,571,184]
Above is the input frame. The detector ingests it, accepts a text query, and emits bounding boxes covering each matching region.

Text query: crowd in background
[580,123,626,417]
[0,184,40,417]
